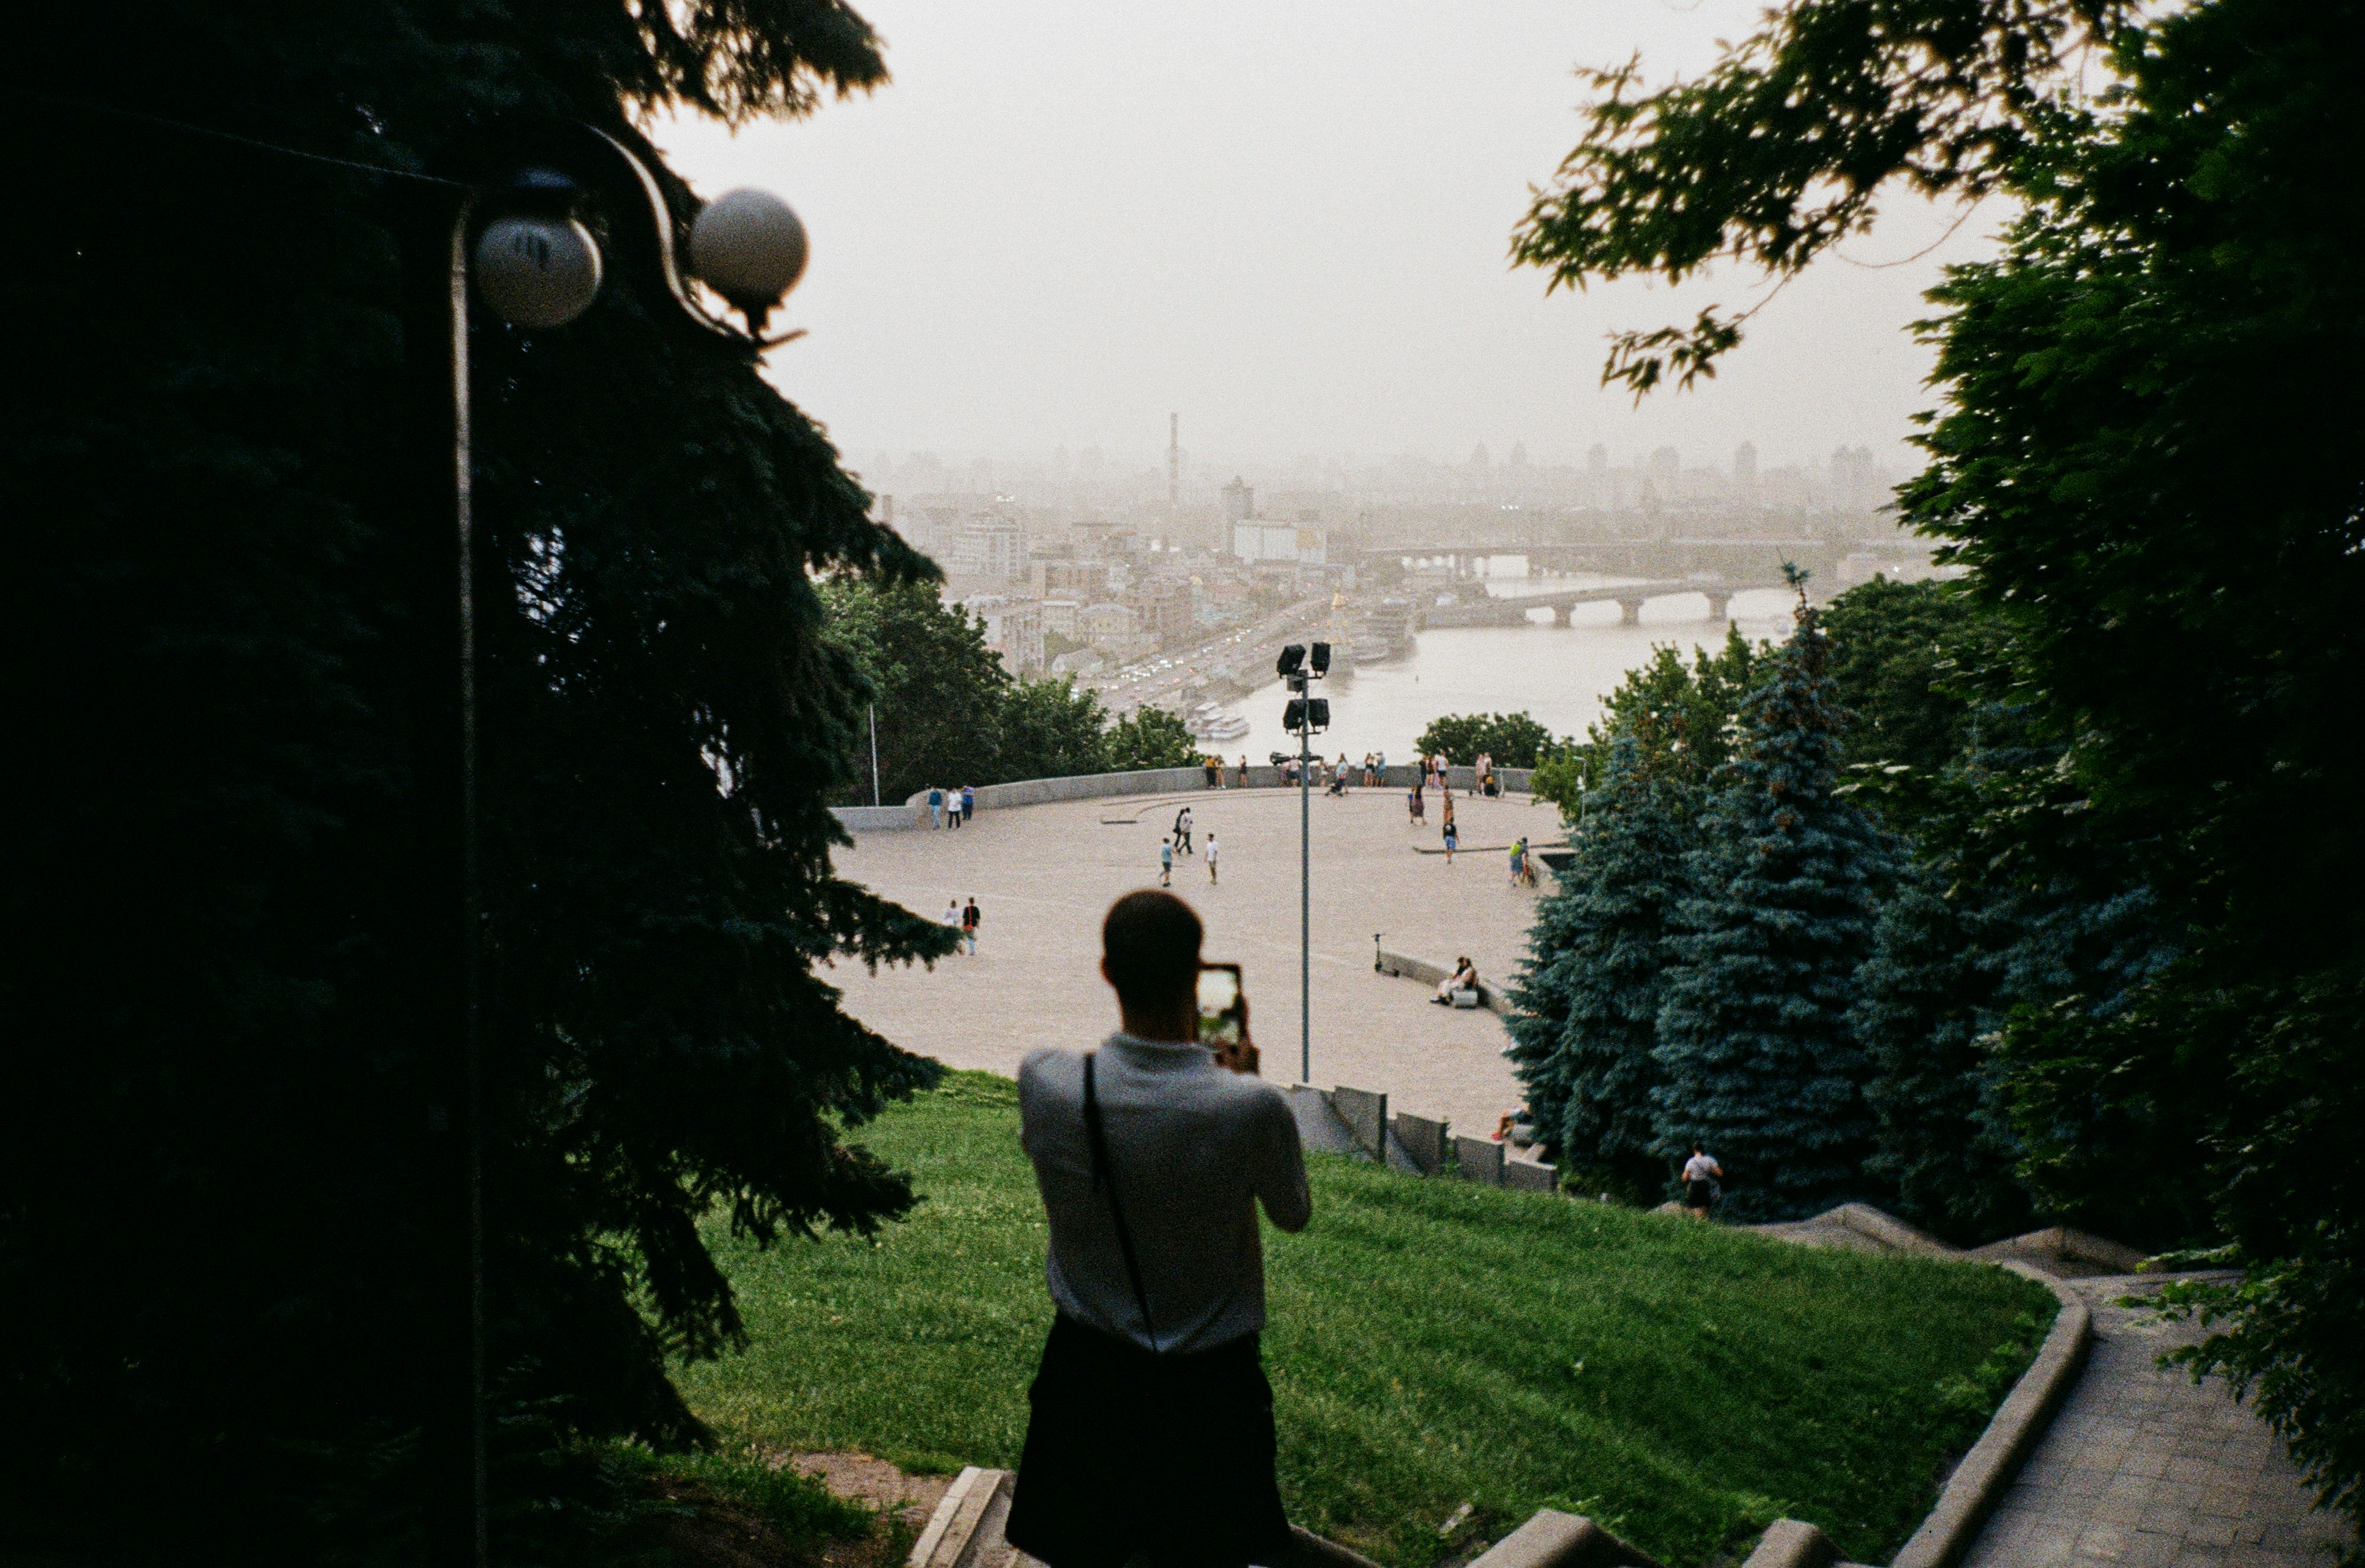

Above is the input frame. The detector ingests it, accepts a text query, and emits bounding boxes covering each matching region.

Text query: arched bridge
[1415,575,1790,630]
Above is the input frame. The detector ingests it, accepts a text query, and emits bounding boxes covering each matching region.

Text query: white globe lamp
[474,215,604,329]
[689,188,809,332]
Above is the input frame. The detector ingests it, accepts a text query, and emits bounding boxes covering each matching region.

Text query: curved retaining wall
[832,764,1539,833]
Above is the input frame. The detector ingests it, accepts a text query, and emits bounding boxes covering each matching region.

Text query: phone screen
[1197,966,1243,1046]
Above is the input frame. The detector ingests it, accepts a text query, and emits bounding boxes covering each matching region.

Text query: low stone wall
[831,763,1541,832]
[1375,947,1511,1014]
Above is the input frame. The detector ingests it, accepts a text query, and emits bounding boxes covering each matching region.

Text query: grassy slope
[675,1074,2054,1567]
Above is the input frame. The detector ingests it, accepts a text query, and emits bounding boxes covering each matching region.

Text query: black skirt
[1686,1178,1716,1207]
[1005,1314,1292,1568]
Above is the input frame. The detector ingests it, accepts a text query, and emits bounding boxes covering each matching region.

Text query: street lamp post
[429,121,811,1567]
[1277,641,1331,1084]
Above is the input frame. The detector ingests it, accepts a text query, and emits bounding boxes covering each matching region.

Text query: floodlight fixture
[1310,641,1331,676]
[1276,643,1306,679]
[1283,698,1307,733]
[1305,697,1330,733]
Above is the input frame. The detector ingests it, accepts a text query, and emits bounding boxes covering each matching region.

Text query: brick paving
[827,784,1552,1136]
[1962,1274,2351,1568]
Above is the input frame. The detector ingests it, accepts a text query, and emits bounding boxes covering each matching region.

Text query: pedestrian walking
[942,898,964,948]
[928,785,945,830]
[1174,806,1194,856]
[1204,754,1222,789]
[1236,754,1249,789]
[1206,833,1220,884]
[1508,837,1526,887]
[1682,1144,1723,1219]
[1442,817,1458,864]
[961,783,976,825]
[1159,838,1174,887]
[963,896,981,955]
[1408,785,1424,824]
[1004,890,1310,1568]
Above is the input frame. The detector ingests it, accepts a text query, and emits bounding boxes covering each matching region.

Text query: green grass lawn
[675,1073,2055,1567]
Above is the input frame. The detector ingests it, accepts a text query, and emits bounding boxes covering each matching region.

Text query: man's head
[1100,889,1204,1026]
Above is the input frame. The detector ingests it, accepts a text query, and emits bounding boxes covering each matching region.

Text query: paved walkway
[1963,1274,2350,1568]
[828,785,1550,1136]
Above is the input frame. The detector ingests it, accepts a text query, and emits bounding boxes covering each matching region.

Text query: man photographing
[1006,890,1311,1568]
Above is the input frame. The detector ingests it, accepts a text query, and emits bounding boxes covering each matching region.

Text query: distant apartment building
[1080,601,1139,647]
[1220,477,1254,527]
[1127,576,1194,647]
[1230,521,1327,565]
[1034,558,1111,602]
[956,517,1026,584]
[961,594,1044,673]
[1040,598,1081,640]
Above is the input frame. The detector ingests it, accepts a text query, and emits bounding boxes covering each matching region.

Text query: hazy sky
[656,2,1999,474]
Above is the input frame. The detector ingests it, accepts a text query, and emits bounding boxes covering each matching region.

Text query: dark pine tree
[1652,578,1897,1219]
[1506,736,1692,1203]
[1852,874,2030,1242]
[5,0,957,1556]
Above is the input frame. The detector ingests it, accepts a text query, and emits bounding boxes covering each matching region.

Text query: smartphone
[1197,963,1246,1048]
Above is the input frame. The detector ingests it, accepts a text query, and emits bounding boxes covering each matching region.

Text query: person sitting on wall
[1430,956,1478,1004]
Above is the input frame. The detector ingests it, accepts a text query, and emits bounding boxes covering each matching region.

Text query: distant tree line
[821,578,1197,805]
[1413,711,1561,770]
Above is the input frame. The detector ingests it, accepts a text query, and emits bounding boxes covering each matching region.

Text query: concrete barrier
[1454,1135,1505,1186]
[1330,1086,1388,1160]
[1283,1084,1360,1158]
[1738,1520,1840,1568]
[832,802,929,832]
[832,762,1541,832]
[1504,1158,1559,1195]
[1374,947,1509,1014]
[1391,1112,1449,1175]
[1467,1508,1667,1568]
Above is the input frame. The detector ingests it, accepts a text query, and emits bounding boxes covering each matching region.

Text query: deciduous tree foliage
[1414,710,1560,769]
[1530,625,1767,822]
[1519,0,2365,1531]
[3,0,956,1554]
[819,577,1197,804]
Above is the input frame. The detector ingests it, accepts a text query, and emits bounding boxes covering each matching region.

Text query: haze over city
[656,0,1997,478]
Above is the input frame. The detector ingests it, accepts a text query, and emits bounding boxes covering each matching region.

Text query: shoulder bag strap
[1083,1052,1159,1350]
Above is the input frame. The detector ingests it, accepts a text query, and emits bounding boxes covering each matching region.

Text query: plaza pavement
[827,783,1556,1137]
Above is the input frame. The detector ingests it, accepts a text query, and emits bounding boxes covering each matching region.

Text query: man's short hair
[1103,890,1203,1009]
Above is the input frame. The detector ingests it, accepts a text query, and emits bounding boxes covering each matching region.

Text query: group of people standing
[1200,756,1252,789]
[1157,806,1218,887]
[925,783,976,829]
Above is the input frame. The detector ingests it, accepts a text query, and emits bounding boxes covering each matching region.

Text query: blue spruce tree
[1653,576,1897,1219]
[1852,873,2029,1242]
[1506,736,1692,1201]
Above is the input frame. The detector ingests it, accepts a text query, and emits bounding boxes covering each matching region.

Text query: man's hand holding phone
[1197,964,1258,1075]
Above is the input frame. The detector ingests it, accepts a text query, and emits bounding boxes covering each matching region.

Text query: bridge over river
[1417,574,1790,629]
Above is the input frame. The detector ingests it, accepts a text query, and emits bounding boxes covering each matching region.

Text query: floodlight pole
[1298,674,1311,1086]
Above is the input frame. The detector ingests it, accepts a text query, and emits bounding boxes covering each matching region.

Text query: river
[1209,563,1799,764]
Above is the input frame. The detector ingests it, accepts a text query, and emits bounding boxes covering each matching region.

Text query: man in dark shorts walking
[1682,1143,1723,1219]
[1007,890,1311,1568]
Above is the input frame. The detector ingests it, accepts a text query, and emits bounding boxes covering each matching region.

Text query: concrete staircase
[905,1469,1670,1568]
